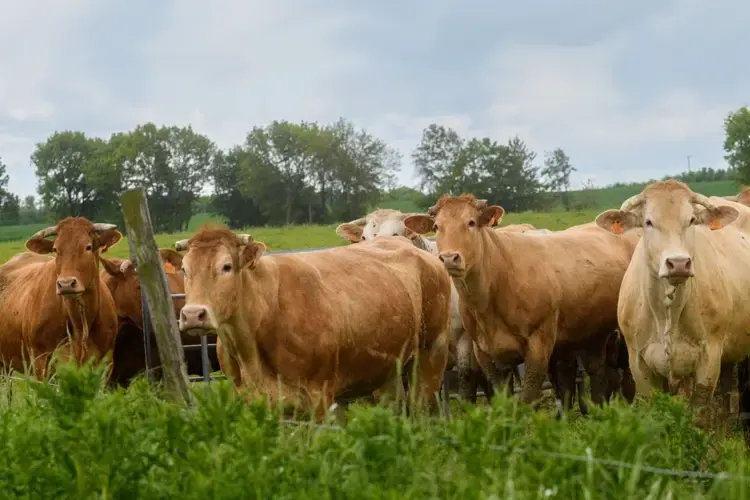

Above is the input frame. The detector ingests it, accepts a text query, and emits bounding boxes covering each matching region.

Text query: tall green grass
[0,362,747,499]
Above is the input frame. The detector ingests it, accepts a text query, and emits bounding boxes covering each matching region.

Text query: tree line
[0,105,749,229]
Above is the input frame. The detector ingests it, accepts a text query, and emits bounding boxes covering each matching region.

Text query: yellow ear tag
[611,220,625,235]
[707,219,723,230]
[163,262,176,274]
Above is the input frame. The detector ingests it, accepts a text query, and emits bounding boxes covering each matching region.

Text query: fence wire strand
[278,419,750,482]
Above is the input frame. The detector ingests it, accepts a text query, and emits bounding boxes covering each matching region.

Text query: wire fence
[278,419,750,482]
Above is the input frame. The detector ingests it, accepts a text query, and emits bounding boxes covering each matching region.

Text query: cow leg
[691,345,723,428]
[575,356,589,415]
[519,327,555,406]
[456,333,478,403]
[579,335,609,407]
[737,358,750,448]
[548,350,576,417]
[412,340,450,414]
[472,343,513,396]
[716,362,734,416]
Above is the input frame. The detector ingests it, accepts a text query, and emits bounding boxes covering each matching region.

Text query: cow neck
[452,228,512,312]
[61,268,101,360]
[642,256,696,345]
[221,257,276,388]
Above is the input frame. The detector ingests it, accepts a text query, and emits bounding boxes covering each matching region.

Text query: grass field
[0,210,601,264]
[565,179,740,211]
[0,362,746,499]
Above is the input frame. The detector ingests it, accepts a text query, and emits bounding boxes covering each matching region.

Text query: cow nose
[180,305,210,334]
[665,256,693,277]
[438,251,463,269]
[56,277,82,295]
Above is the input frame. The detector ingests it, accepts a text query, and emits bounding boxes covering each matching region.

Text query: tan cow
[403,194,640,406]
[174,225,452,418]
[595,180,750,417]
[0,217,121,378]
[336,209,532,402]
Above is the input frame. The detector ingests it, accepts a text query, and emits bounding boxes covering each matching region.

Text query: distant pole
[687,155,692,172]
[120,188,194,406]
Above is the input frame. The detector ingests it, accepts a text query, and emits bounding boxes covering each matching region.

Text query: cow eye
[52,247,57,253]
[361,236,366,240]
[222,264,232,272]
[645,220,653,228]
[433,224,439,232]
[689,216,697,225]
[468,220,476,228]
[85,244,93,251]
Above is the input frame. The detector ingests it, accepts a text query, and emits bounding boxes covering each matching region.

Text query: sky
[0,0,748,198]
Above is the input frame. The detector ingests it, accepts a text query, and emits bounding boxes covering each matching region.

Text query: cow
[0,217,121,379]
[173,225,452,418]
[335,209,530,403]
[403,194,640,408]
[594,180,750,424]
[99,248,220,386]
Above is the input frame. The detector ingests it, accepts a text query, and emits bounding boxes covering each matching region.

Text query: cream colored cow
[595,180,750,413]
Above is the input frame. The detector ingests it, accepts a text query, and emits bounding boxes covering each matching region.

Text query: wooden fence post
[120,188,194,406]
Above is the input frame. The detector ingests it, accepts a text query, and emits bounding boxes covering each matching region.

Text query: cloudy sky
[0,0,747,198]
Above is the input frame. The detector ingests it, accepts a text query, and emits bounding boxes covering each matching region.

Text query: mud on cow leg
[520,332,554,407]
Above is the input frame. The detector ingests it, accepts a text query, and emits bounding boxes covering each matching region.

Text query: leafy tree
[541,148,576,210]
[412,124,466,196]
[0,193,20,225]
[724,107,750,185]
[31,131,105,221]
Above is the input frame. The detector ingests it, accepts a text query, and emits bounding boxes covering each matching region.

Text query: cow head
[174,226,266,336]
[595,180,739,285]
[100,249,184,328]
[335,209,423,243]
[336,209,432,251]
[404,194,503,278]
[25,217,122,297]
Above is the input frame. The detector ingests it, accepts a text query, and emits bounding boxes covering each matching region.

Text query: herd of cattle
[1,180,750,440]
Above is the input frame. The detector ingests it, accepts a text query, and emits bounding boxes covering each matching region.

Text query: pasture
[3,206,750,498]
[0,210,601,262]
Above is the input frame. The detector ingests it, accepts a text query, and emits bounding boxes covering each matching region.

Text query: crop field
[2,208,750,498]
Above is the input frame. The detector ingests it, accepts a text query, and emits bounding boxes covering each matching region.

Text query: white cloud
[484,42,726,149]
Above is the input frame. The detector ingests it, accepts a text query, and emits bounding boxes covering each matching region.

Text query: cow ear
[403,215,434,235]
[595,209,640,234]
[695,205,739,230]
[241,242,266,270]
[159,248,184,273]
[335,223,364,243]
[479,206,504,227]
[96,229,123,253]
[25,237,54,254]
[100,257,123,277]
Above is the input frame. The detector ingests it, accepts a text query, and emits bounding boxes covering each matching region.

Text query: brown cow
[0,217,121,378]
[99,248,220,386]
[174,226,452,418]
[404,195,640,406]
[335,209,529,403]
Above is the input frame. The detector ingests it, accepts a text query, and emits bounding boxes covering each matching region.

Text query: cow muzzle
[660,256,694,285]
[438,251,465,277]
[56,276,84,296]
[179,304,216,335]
